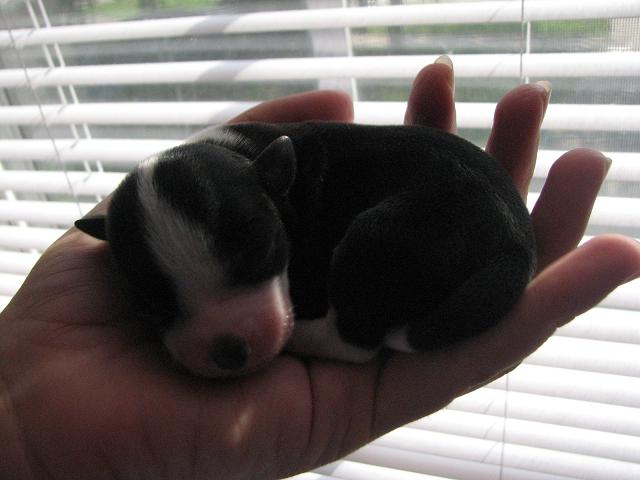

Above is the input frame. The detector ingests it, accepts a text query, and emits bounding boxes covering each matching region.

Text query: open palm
[2,61,639,480]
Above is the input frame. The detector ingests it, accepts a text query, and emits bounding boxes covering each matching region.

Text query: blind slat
[558,307,640,344]
[526,335,640,377]
[370,428,640,480]
[0,225,64,250]
[0,139,176,164]
[3,97,640,133]
[355,101,640,130]
[0,250,39,274]
[0,295,11,310]
[597,280,640,311]
[413,409,640,464]
[451,386,640,437]
[0,200,94,225]
[488,363,640,408]
[2,0,638,48]
[0,171,124,196]
[1,53,638,89]
[0,272,25,296]
[348,443,580,480]
[312,460,449,480]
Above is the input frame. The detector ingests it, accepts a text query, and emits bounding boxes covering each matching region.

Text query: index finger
[404,56,456,133]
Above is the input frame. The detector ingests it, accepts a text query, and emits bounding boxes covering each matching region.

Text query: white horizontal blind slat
[0,272,25,296]
[599,280,640,311]
[366,430,640,480]
[0,251,39,274]
[1,0,638,48]
[347,443,579,480]
[451,386,640,437]
[0,102,258,126]
[488,363,640,408]
[287,474,338,480]
[558,307,640,343]
[412,409,640,464]
[0,171,124,196]
[0,52,638,89]
[0,200,95,224]
[525,335,640,377]
[0,225,64,250]
[312,459,450,480]
[0,139,177,164]
[0,295,11,310]
[2,99,640,132]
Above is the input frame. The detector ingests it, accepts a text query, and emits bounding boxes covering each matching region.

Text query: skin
[1,61,640,480]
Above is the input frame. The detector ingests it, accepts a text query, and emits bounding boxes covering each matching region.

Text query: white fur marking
[137,162,224,312]
[184,125,256,155]
[383,325,416,353]
[286,308,378,363]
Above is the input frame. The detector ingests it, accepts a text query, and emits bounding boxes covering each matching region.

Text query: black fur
[77,121,535,354]
[226,122,536,351]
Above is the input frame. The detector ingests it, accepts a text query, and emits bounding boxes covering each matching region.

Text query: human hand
[2,59,639,480]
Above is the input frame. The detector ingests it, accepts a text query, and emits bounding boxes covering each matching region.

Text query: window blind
[1,1,639,478]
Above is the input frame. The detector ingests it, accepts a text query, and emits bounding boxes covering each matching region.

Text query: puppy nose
[209,335,250,371]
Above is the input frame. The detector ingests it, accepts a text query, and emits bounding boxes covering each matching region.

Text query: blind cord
[0,2,83,218]
[498,1,531,477]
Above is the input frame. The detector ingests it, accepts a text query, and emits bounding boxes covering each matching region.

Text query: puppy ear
[253,136,296,197]
[75,216,107,241]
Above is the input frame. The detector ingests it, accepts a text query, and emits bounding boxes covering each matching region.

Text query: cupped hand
[1,60,639,480]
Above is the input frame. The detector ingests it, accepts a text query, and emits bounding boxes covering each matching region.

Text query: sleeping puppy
[76,122,536,378]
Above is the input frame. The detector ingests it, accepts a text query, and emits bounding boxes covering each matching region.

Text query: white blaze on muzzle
[163,275,293,378]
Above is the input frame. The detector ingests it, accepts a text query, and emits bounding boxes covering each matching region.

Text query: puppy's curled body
[76,122,536,377]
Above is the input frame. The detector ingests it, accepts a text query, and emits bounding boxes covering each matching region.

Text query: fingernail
[534,81,552,116]
[435,54,455,96]
[535,80,552,105]
[435,54,453,69]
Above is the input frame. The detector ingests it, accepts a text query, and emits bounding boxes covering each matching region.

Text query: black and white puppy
[76,122,536,378]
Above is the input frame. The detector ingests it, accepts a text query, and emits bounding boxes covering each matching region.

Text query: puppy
[76,122,536,377]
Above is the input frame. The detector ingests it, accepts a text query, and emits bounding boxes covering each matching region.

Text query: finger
[524,234,640,327]
[404,56,456,132]
[229,90,354,124]
[487,235,639,376]
[486,82,551,197]
[532,148,611,271]
[373,234,640,435]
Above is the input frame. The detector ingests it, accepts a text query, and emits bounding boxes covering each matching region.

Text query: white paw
[285,308,378,363]
[383,325,416,353]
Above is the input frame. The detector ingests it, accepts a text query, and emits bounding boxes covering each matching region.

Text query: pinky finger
[519,235,640,330]
[455,234,640,391]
